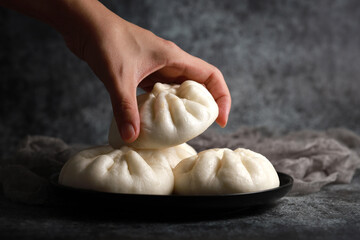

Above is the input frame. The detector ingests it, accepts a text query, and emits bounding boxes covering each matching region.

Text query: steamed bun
[59,144,196,195]
[173,148,279,195]
[158,143,197,169]
[109,80,219,149]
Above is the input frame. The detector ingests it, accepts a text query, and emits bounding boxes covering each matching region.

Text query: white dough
[108,80,219,149]
[59,144,196,195]
[173,148,280,195]
[158,143,197,169]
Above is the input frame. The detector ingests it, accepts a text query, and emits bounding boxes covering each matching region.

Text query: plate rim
[50,171,293,198]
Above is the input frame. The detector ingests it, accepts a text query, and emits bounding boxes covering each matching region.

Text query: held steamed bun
[59,144,196,195]
[109,80,219,149]
[173,148,280,195]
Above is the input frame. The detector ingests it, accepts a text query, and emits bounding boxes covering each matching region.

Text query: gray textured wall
[1,0,360,158]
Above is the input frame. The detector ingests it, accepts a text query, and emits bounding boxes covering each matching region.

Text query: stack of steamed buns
[59,80,279,195]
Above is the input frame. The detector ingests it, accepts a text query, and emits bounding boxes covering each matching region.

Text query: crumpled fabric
[189,128,360,195]
[1,128,360,205]
[0,136,85,205]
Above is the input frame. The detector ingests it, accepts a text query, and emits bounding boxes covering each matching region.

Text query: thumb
[109,82,140,143]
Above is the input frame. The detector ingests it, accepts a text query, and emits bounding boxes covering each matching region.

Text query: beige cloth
[1,128,360,204]
[189,128,360,195]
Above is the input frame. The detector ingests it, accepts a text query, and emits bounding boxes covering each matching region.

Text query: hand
[62,1,232,143]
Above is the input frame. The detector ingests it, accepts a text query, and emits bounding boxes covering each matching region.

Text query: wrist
[49,0,103,37]
[52,0,124,60]
[0,0,100,35]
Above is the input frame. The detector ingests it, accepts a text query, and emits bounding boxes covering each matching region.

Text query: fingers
[214,94,231,127]
[107,77,140,143]
[202,68,231,127]
[165,50,232,127]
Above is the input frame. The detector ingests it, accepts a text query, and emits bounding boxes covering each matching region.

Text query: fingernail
[120,123,135,142]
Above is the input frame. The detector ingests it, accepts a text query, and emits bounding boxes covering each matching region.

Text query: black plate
[50,172,293,216]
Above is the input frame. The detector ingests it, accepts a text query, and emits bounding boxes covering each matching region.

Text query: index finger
[167,51,231,127]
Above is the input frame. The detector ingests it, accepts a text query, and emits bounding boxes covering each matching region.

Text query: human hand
[62,0,231,143]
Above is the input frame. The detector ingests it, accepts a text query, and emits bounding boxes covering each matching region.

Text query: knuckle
[163,39,179,50]
[205,66,223,86]
[112,95,136,119]
[119,98,135,112]
[212,66,223,78]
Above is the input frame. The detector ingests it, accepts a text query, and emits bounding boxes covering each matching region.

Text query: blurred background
[1,0,360,159]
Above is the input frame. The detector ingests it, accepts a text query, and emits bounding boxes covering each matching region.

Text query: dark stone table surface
[1,170,359,240]
[1,1,360,239]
